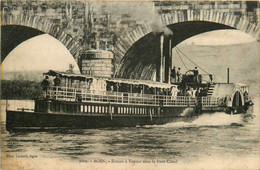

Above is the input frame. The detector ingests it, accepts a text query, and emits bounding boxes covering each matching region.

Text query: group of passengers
[173,86,207,98]
[41,72,209,100]
[171,66,199,83]
[106,83,172,96]
[170,66,182,83]
[41,75,61,91]
[41,74,206,97]
[185,87,207,97]
[171,66,213,84]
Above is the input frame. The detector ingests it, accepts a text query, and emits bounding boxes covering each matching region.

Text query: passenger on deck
[177,67,181,82]
[192,88,196,98]
[107,85,114,95]
[110,85,114,92]
[89,80,94,93]
[187,87,193,97]
[86,79,91,90]
[200,87,207,96]
[171,66,176,83]
[244,90,248,101]
[41,75,50,92]
[195,88,200,97]
[193,67,199,83]
[159,89,164,95]
[140,88,143,95]
[171,87,178,99]
[209,74,213,82]
[53,75,61,86]
[186,87,191,96]
[177,79,186,96]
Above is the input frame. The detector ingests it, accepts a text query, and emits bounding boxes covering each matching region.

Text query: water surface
[1,98,259,169]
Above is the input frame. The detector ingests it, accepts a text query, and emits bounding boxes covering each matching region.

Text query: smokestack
[227,68,229,84]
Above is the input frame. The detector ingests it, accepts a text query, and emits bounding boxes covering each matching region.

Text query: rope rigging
[175,48,189,71]
[175,47,210,75]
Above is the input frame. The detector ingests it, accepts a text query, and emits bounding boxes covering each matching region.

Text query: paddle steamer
[6,49,253,131]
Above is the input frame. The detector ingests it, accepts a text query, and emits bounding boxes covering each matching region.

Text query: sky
[172,30,260,94]
[182,29,256,46]
[2,34,80,80]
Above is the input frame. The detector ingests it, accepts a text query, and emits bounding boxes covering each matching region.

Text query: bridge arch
[113,10,260,80]
[1,14,81,62]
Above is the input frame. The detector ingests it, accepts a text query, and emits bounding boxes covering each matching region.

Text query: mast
[168,38,172,84]
[160,34,164,83]
[227,68,230,84]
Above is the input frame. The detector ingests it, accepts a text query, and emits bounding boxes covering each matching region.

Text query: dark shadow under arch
[115,21,235,80]
[1,25,45,63]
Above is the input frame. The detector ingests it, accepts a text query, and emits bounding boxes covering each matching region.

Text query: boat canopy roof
[107,78,177,89]
[44,70,177,89]
[235,83,249,87]
[43,70,107,80]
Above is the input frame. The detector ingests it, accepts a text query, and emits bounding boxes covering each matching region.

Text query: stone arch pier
[1,14,81,62]
[113,10,260,81]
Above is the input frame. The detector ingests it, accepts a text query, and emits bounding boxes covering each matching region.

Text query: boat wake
[145,97,259,129]
[143,112,252,128]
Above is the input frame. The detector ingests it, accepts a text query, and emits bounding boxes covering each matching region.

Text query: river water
[1,98,259,170]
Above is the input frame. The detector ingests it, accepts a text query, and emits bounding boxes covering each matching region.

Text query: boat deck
[43,86,221,107]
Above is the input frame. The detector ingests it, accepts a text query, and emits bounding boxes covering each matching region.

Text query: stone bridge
[1,14,81,62]
[1,8,260,81]
[113,9,260,81]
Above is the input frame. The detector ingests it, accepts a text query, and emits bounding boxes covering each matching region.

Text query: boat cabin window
[106,79,176,96]
[43,70,181,97]
[43,70,107,92]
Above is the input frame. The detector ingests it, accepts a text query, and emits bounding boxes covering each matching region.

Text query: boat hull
[6,107,195,131]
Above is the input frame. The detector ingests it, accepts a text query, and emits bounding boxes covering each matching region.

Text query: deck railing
[44,86,220,107]
[201,97,219,107]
